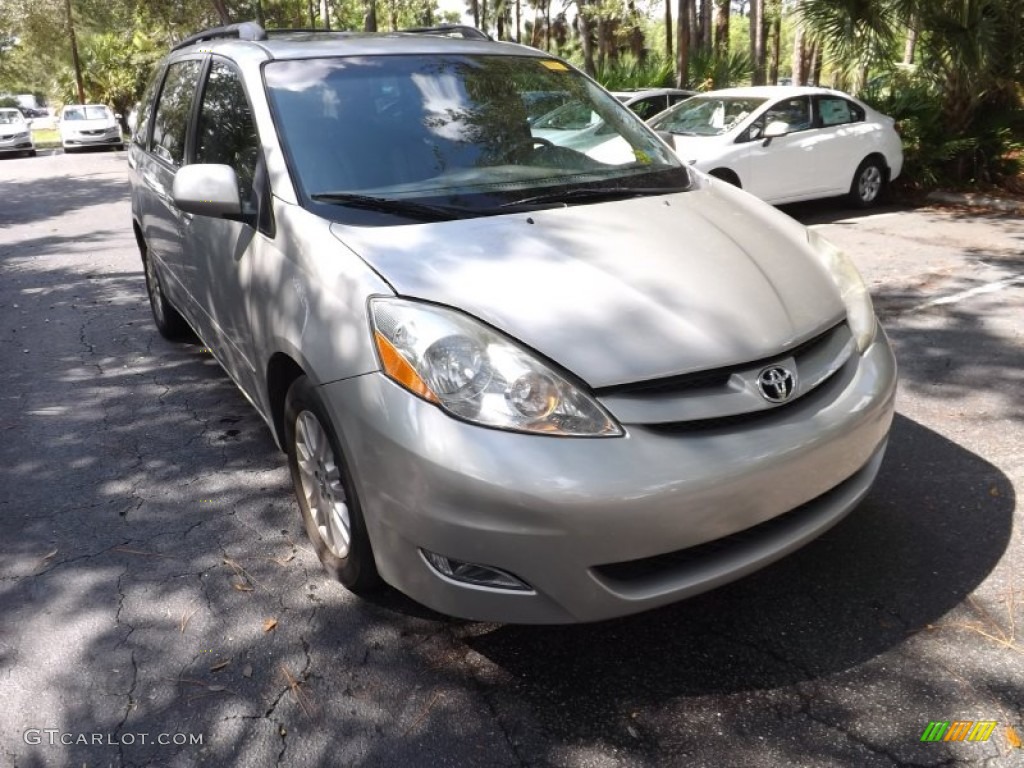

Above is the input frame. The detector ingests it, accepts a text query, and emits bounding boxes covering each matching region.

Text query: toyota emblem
[756,366,796,403]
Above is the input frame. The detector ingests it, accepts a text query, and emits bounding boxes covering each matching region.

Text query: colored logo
[920,720,997,742]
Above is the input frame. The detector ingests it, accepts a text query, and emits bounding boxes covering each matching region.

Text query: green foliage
[862,67,1024,189]
[687,47,752,90]
[0,96,20,108]
[593,54,674,90]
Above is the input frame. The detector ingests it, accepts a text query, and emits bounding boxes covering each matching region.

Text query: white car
[59,104,125,152]
[0,108,36,157]
[533,88,694,154]
[649,86,904,207]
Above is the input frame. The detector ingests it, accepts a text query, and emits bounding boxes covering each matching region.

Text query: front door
[184,58,264,397]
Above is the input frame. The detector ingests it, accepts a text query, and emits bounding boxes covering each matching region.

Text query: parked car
[59,104,125,151]
[129,22,896,624]
[532,87,694,154]
[648,85,904,207]
[0,107,36,157]
[613,87,696,120]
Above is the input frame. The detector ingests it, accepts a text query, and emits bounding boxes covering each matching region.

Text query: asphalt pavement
[1,150,1021,767]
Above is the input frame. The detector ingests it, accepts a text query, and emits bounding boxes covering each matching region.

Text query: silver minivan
[129,22,897,624]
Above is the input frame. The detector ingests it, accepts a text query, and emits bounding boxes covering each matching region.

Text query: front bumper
[62,133,122,147]
[321,333,897,624]
[0,137,34,153]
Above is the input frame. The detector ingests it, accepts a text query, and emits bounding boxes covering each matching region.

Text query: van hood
[331,182,845,388]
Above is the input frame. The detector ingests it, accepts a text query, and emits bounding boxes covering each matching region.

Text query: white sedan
[649,86,903,207]
[0,108,36,157]
[59,104,125,152]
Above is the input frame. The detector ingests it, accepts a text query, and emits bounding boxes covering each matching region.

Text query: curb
[926,190,1024,214]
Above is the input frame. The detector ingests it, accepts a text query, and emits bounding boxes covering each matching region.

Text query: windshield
[63,106,111,121]
[650,96,767,136]
[0,109,25,125]
[264,54,688,224]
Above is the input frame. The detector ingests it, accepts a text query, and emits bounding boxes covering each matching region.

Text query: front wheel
[849,158,886,208]
[284,376,380,593]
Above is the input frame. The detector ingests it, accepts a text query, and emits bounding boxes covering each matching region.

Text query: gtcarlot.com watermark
[24,729,203,746]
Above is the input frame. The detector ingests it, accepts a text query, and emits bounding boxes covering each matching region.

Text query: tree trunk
[687,0,697,54]
[903,16,918,65]
[749,0,764,85]
[308,0,315,27]
[544,0,551,50]
[364,0,377,31]
[210,0,231,25]
[664,0,673,59]
[811,43,822,86]
[699,0,712,55]
[792,29,805,85]
[254,0,264,27]
[481,0,488,35]
[471,0,479,29]
[714,0,728,60]
[768,9,780,84]
[515,0,521,42]
[66,0,86,103]
[676,0,690,88]
[578,6,596,76]
[320,0,331,30]
[628,0,644,60]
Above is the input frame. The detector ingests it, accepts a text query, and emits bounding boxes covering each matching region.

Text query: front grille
[595,322,845,399]
[597,321,855,427]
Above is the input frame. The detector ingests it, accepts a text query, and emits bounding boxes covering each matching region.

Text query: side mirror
[127,106,138,132]
[173,164,242,218]
[762,121,788,146]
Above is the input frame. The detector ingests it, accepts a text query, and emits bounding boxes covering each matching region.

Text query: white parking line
[908,274,1024,313]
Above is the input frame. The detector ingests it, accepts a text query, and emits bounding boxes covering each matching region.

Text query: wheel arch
[266,352,307,450]
[709,167,742,188]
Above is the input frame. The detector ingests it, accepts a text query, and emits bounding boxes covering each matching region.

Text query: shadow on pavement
[0,171,128,229]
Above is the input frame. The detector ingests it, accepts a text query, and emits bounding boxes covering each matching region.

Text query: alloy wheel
[294,410,351,559]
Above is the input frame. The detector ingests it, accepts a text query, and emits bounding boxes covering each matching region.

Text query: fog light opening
[420,549,532,592]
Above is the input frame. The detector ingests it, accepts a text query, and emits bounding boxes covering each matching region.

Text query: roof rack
[401,24,490,40]
[172,21,267,52]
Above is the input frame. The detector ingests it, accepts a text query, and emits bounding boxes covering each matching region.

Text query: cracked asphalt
[1,151,1022,768]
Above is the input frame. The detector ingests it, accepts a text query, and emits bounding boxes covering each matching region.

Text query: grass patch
[31,127,60,147]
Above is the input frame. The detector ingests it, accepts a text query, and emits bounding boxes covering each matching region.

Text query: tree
[748,0,764,84]
[676,0,691,87]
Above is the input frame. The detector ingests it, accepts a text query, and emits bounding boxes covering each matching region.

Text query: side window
[194,61,260,209]
[150,59,202,167]
[763,96,812,134]
[630,97,663,121]
[132,65,164,148]
[817,97,853,127]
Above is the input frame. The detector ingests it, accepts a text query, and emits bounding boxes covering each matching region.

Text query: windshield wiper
[500,186,678,209]
[310,192,473,221]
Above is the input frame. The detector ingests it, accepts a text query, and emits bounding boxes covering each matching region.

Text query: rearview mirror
[173,164,242,218]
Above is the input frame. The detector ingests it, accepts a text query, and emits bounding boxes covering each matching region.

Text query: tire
[849,157,886,208]
[25,149,37,158]
[142,251,190,340]
[284,376,380,594]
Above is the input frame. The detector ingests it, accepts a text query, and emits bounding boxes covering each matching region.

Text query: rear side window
[150,59,202,167]
[817,97,864,127]
[132,66,165,148]
[194,61,260,207]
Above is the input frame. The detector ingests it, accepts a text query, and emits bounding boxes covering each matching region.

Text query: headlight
[370,298,622,437]
[807,229,877,352]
